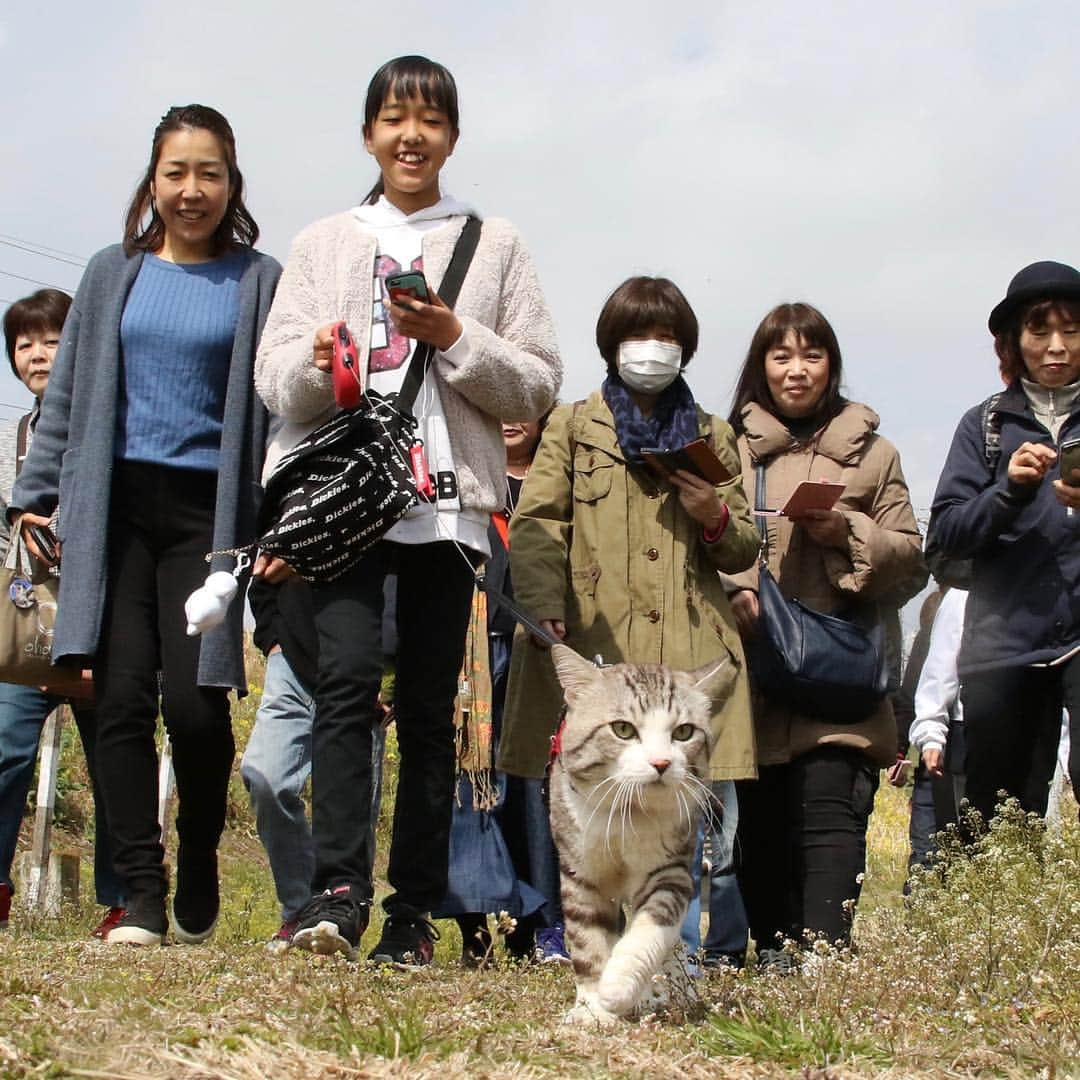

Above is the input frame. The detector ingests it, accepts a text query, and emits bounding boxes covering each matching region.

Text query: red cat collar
[548,706,568,767]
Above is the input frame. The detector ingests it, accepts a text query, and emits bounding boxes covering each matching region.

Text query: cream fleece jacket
[255,212,562,514]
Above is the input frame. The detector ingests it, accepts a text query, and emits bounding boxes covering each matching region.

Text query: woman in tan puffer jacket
[724,302,926,968]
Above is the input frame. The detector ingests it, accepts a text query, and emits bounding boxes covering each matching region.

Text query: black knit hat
[988,261,1080,334]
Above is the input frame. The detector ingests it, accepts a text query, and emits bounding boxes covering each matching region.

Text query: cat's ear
[688,654,735,700]
[551,643,601,704]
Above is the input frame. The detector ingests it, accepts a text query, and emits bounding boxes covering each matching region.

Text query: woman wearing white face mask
[498,276,760,811]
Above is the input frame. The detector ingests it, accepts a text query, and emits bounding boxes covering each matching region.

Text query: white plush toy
[184,555,250,636]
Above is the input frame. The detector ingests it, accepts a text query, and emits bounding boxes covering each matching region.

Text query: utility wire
[0,233,88,263]
[0,268,69,290]
[0,238,86,268]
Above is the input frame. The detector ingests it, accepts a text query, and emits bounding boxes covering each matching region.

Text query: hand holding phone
[20,514,59,566]
[886,755,912,787]
[1058,437,1080,484]
[385,271,430,307]
[385,273,462,351]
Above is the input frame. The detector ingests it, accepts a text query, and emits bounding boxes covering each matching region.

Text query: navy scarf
[602,374,701,465]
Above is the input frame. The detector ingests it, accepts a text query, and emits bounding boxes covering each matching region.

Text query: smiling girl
[11,105,281,947]
[255,55,560,964]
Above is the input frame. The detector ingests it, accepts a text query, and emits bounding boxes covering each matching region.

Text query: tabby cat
[548,643,731,1026]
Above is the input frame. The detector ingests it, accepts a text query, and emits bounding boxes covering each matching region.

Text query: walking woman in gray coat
[10,105,280,946]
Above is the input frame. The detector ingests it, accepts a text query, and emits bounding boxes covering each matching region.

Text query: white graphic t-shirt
[350,194,489,556]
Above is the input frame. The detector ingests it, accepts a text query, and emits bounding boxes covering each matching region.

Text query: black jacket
[927,381,1080,675]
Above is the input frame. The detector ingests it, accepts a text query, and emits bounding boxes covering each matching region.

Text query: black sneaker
[107,895,168,947]
[292,885,370,960]
[368,907,440,968]
[172,847,219,945]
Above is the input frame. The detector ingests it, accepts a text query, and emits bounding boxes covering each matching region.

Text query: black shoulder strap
[753,460,770,562]
[14,412,32,477]
[396,216,483,412]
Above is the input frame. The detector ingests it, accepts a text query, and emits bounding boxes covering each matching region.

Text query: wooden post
[27,705,66,909]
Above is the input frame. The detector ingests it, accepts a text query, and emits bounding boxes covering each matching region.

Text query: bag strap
[753,461,769,558]
[14,412,31,477]
[980,391,1003,471]
[396,216,483,413]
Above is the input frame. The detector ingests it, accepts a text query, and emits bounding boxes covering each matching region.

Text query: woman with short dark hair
[927,260,1080,828]
[724,301,925,967]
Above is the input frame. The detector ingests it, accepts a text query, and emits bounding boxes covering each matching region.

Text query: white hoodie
[348,193,488,553]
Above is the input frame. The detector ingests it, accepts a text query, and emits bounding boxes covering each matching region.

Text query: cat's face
[550,644,725,801]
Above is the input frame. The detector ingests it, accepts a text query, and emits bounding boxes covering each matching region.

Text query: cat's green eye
[610,720,637,740]
[672,723,696,742]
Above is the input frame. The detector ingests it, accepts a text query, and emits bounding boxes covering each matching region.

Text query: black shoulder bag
[257,217,483,583]
[745,461,889,722]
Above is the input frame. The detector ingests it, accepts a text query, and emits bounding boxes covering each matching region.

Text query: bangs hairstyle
[993,298,1080,383]
[595,276,699,372]
[4,289,72,377]
[123,104,259,257]
[728,302,845,430]
[361,55,460,206]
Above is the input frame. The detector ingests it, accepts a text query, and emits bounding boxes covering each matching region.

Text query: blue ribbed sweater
[117,251,246,470]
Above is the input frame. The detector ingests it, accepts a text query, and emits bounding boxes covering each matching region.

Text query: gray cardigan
[10,244,282,692]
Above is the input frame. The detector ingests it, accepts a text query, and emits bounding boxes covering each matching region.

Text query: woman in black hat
[927,260,1080,828]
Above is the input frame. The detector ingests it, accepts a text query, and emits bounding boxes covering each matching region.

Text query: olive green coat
[723,401,928,768]
[497,391,760,781]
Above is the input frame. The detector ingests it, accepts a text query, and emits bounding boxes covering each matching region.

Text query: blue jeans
[681,779,748,962]
[907,764,937,878]
[0,682,125,906]
[489,632,563,928]
[240,650,386,920]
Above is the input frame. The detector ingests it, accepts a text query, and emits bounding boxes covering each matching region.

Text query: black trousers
[735,746,878,949]
[960,659,1074,828]
[310,540,475,911]
[93,463,233,902]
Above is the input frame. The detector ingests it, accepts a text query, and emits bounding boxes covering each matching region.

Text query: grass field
[1,647,1077,1078]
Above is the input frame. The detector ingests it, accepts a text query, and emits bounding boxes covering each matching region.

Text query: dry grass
[2,649,1078,1078]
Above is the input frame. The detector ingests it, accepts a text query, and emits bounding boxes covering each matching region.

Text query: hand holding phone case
[641,439,732,484]
[386,271,430,305]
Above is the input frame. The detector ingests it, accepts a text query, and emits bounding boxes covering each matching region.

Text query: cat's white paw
[562,990,621,1028]
[597,973,642,1016]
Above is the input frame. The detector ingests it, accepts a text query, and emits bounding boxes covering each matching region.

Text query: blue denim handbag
[746,463,888,722]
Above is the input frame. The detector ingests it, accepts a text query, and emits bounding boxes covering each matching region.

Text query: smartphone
[28,523,58,563]
[385,271,430,306]
[1059,437,1080,484]
[330,321,362,409]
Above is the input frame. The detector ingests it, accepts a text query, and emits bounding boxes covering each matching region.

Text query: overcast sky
[3,0,1079,522]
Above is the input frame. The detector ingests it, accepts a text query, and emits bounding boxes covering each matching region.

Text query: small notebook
[641,440,732,484]
[758,479,845,517]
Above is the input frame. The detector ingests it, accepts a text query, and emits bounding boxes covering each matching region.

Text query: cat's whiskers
[682,773,720,830]
[580,776,621,835]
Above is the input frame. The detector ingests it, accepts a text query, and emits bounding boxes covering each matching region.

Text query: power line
[0,268,69,290]
[0,238,86,268]
[0,233,88,263]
